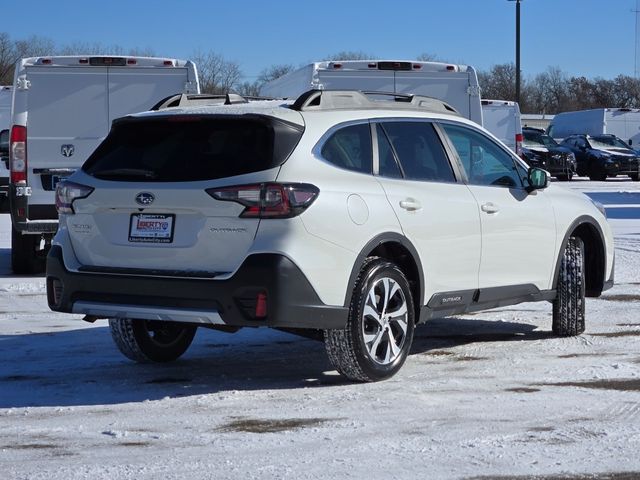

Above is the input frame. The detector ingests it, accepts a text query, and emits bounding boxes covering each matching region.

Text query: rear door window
[83,115,303,182]
[380,121,455,182]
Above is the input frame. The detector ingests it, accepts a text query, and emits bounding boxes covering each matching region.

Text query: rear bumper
[46,245,348,330]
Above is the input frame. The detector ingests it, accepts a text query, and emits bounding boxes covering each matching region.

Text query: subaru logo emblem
[61,144,75,157]
[135,192,155,206]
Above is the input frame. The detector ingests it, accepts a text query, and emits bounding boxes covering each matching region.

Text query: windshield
[522,131,558,148]
[588,137,628,151]
[591,136,630,150]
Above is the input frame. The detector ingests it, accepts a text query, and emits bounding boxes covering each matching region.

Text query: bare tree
[257,64,295,84]
[0,33,55,84]
[324,50,375,61]
[478,63,517,101]
[416,52,443,62]
[191,49,242,94]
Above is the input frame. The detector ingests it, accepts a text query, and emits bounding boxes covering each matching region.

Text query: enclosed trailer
[8,55,200,273]
[260,60,483,125]
[481,99,522,154]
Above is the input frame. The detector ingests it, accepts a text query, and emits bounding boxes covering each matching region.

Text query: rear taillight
[55,180,94,214]
[10,125,27,183]
[207,183,319,219]
[515,133,523,156]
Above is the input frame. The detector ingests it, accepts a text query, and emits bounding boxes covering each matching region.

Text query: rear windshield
[82,115,303,182]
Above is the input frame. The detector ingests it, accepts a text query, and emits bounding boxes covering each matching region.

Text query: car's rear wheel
[109,318,197,362]
[324,257,415,382]
[552,237,585,336]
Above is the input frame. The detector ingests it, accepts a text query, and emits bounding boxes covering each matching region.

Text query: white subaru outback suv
[46,90,614,382]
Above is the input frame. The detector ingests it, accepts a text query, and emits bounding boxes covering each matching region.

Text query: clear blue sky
[3,0,638,81]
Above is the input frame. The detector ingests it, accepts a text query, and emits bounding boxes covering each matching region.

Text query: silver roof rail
[151,93,274,110]
[290,89,460,116]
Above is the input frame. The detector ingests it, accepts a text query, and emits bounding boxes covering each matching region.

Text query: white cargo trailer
[8,55,200,273]
[481,99,523,155]
[548,108,640,146]
[260,60,483,125]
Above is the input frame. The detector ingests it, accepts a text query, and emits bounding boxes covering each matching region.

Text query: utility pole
[635,0,640,77]
[508,0,521,104]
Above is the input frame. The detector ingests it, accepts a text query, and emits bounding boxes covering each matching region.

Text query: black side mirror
[527,167,549,192]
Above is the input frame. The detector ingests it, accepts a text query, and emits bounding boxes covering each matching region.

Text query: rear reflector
[127,59,137,65]
[255,292,268,318]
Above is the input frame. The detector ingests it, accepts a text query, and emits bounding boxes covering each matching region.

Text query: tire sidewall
[348,260,415,381]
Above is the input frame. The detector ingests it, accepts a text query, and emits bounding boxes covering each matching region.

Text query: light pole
[508,0,521,104]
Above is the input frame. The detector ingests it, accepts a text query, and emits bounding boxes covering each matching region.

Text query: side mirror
[629,139,633,146]
[527,167,549,192]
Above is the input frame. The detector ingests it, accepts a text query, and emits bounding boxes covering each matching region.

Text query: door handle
[399,199,421,211]
[481,202,499,214]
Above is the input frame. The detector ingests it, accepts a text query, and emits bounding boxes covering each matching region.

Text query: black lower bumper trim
[46,246,348,330]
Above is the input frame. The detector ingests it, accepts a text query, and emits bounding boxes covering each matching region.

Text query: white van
[481,99,523,155]
[260,60,483,125]
[0,86,12,211]
[9,55,200,273]
[548,108,640,146]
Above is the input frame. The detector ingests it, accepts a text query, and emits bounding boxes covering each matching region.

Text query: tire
[556,174,572,182]
[630,173,639,181]
[552,237,585,336]
[108,318,197,363]
[588,172,607,181]
[324,257,415,382]
[11,226,46,274]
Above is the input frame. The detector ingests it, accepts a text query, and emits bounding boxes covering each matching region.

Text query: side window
[376,124,402,178]
[576,138,587,149]
[441,123,523,188]
[381,122,455,183]
[321,123,372,174]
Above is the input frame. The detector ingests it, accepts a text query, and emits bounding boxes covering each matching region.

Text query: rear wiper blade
[92,168,157,179]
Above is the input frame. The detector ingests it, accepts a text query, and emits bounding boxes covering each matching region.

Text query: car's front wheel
[109,318,197,362]
[324,258,415,382]
[552,237,585,336]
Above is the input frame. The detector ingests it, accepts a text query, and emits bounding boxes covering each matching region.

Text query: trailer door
[107,66,189,123]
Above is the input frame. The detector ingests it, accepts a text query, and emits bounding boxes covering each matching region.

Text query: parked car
[589,133,640,156]
[560,134,640,181]
[520,126,577,181]
[548,108,640,147]
[46,89,614,382]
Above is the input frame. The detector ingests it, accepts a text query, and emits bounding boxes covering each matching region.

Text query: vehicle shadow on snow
[0,316,551,408]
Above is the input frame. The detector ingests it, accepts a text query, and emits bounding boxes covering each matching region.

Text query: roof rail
[150,93,274,110]
[289,89,460,116]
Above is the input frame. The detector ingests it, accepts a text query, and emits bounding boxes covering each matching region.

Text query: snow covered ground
[1,178,639,480]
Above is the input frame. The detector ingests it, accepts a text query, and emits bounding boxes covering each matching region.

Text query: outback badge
[135,192,155,206]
